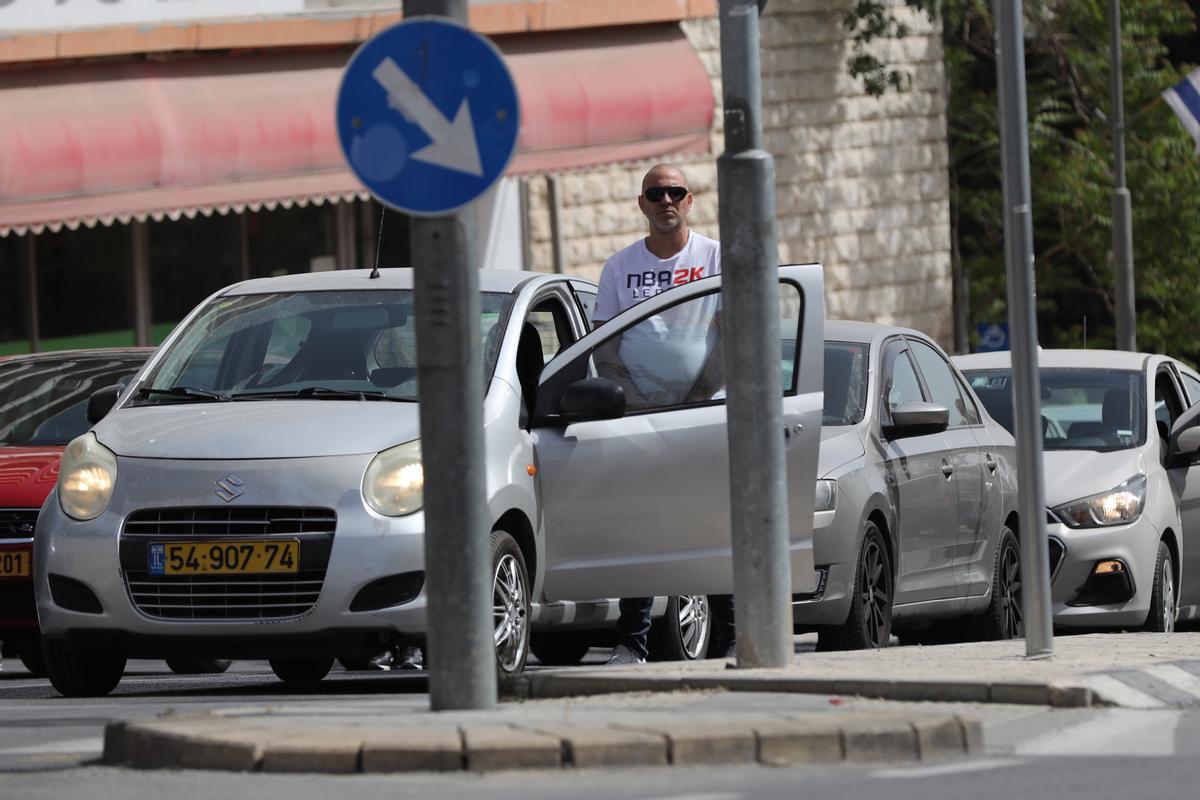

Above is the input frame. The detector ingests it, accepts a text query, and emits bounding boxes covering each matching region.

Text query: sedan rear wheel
[818,522,893,651]
[647,595,711,661]
[983,527,1023,640]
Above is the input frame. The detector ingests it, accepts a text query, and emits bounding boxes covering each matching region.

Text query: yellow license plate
[149,540,299,576]
[0,550,30,578]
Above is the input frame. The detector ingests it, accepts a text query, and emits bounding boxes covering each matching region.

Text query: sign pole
[1109,0,1137,352]
[993,0,1054,658]
[716,0,793,668]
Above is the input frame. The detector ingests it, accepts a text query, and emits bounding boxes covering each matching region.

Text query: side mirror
[885,401,950,439]
[86,384,122,425]
[1167,405,1200,468]
[559,377,626,423]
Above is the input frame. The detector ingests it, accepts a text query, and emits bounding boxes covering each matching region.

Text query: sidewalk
[105,632,1200,775]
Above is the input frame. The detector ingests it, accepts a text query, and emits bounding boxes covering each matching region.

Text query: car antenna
[369,205,385,279]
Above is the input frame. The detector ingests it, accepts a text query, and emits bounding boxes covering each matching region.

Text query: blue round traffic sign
[336,18,520,216]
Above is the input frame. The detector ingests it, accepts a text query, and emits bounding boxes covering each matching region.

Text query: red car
[0,348,152,675]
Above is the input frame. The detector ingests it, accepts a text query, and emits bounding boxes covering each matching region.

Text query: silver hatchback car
[35,266,825,696]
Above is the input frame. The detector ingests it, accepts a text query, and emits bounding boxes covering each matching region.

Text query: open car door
[530,264,825,601]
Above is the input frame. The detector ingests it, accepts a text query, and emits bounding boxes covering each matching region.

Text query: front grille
[125,571,325,619]
[123,506,336,537]
[121,506,335,620]
[0,509,37,538]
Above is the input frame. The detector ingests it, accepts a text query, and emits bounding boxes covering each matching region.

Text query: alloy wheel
[677,595,711,660]
[1162,556,1176,634]
[861,538,891,648]
[492,552,529,672]
[998,540,1023,637]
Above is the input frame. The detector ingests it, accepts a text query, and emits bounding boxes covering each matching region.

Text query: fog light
[1094,560,1126,575]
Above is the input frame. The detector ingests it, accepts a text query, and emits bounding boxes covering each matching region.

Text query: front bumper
[1048,514,1160,628]
[35,454,432,656]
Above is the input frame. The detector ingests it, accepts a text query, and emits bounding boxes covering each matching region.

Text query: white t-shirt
[593,231,721,322]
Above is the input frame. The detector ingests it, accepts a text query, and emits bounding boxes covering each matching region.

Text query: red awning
[0,25,713,236]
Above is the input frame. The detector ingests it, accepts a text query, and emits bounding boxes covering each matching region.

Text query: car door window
[1180,370,1200,407]
[1155,368,1185,441]
[908,339,970,427]
[886,349,925,418]
[572,287,597,331]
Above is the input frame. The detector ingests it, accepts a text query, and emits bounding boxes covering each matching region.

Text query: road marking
[1081,674,1169,708]
[1143,664,1200,701]
[0,737,102,755]
[1013,709,1181,757]
[873,758,1024,779]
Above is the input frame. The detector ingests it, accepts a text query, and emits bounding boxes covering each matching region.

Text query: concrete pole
[993,0,1054,658]
[1109,0,1136,351]
[716,0,793,669]
[404,0,496,710]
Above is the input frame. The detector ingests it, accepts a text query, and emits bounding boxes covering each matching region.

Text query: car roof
[954,349,1154,371]
[220,268,574,296]
[824,319,935,345]
[0,347,154,367]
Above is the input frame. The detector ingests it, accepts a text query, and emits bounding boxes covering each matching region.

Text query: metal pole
[402,0,495,711]
[1109,0,1136,351]
[131,221,152,347]
[717,0,792,669]
[993,0,1054,657]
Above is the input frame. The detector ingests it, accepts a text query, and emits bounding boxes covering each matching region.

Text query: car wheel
[17,634,45,677]
[268,657,334,683]
[530,633,592,666]
[42,638,125,697]
[983,526,1023,640]
[165,657,233,675]
[1143,540,1176,633]
[337,657,371,671]
[491,530,530,675]
[647,595,712,661]
[818,521,893,651]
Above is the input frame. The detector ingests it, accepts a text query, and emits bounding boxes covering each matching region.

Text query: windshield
[964,367,1146,452]
[0,353,148,446]
[137,290,515,404]
[823,341,868,426]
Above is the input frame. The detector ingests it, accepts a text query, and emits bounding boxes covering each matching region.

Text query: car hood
[1042,448,1147,506]
[818,427,865,478]
[0,446,63,507]
[96,401,422,460]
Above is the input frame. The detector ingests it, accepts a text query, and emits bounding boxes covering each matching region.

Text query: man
[592,163,734,665]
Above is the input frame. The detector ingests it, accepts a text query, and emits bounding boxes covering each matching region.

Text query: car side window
[887,350,925,412]
[908,339,969,427]
[1154,369,1185,441]
[1180,370,1200,407]
[572,287,597,331]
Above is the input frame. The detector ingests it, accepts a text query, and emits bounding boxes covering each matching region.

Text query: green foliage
[844,0,1200,363]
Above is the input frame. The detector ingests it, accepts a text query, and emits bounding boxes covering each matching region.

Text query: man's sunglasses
[643,186,689,203]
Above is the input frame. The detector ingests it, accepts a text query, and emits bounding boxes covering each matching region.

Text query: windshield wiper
[136,386,229,403]
[229,387,409,402]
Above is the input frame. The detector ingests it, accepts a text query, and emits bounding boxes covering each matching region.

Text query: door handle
[783,423,802,441]
[941,461,955,477]
[985,454,998,472]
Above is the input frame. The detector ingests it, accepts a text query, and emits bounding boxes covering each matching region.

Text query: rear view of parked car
[795,322,1024,649]
[0,348,152,674]
[957,349,1200,633]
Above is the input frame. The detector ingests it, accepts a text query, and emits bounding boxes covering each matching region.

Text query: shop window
[149,215,241,344]
[36,225,131,351]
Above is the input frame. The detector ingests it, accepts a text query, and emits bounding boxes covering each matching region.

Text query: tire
[647,595,712,661]
[530,633,592,666]
[982,526,1023,640]
[42,638,125,697]
[1143,541,1176,633]
[17,634,45,677]
[491,530,531,675]
[165,657,233,675]
[269,657,334,683]
[818,521,893,651]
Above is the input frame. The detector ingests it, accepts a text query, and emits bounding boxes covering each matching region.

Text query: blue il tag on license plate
[148,543,165,576]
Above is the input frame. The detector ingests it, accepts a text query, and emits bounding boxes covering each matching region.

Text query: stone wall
[523,0,952,343]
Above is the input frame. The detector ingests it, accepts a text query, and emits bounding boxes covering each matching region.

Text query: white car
[956,349,1200,632]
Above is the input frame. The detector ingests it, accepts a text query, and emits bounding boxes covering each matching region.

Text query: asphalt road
[0,656,1198,799]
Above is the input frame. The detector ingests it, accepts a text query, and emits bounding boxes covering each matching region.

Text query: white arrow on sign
[371,57,484,177]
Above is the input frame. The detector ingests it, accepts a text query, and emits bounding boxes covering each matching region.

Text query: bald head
[638,163,693,235]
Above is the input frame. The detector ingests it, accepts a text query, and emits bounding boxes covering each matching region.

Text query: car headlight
[58,433,117,521]
[363,439,424,516]
[1052,474,1146,528]
[814,479,837,512]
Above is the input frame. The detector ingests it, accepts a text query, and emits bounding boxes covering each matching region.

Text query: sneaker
[366,650,394,671]
[606,644,646,666]
[396,645,423,671]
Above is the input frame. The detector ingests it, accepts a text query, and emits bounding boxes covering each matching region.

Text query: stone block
[461,724,562,772]
[260,733,361,774]
[360,728,463,773]
[842,719,919,762]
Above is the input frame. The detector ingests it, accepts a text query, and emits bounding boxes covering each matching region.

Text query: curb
[103,711,983,774]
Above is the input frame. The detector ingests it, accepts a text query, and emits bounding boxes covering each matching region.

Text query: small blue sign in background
[336,18,520,216]
[975,322,1010,352]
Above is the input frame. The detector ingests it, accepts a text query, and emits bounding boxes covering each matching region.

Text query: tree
[845,0,1200,362]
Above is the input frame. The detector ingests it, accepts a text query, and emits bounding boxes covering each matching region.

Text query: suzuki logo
[214,474,246,503]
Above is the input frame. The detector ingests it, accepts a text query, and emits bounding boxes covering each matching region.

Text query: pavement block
[1049,684,1093,707]
[988,682,1052,705]
[833,679,991,704]
[752,718,845,765]
[461,724,563,771]
[124,720,262,771]
[521,723,668,768]
[841,718,919,762]
[102,722,131,766]
[360,728,464,773]
[957,716,985,753]
[619,721,758,765]
[910,715,967,760]
[528,673,686,699]
[259,733,362,774]
[682,675,836,695]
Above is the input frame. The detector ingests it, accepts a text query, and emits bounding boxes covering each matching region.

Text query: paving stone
[752,718,845,765]
[360,728,463,773]
[259,732,362,774]
[521,723,668,768]
[989,682,1052,705]
[842,718,919,762]
[124,720,263,771]
[619,721,757,765]
[910,715,967,760]
[461,724,562,771]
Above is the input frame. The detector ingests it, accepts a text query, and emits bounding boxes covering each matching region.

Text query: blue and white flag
[1164,68,1200,154]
